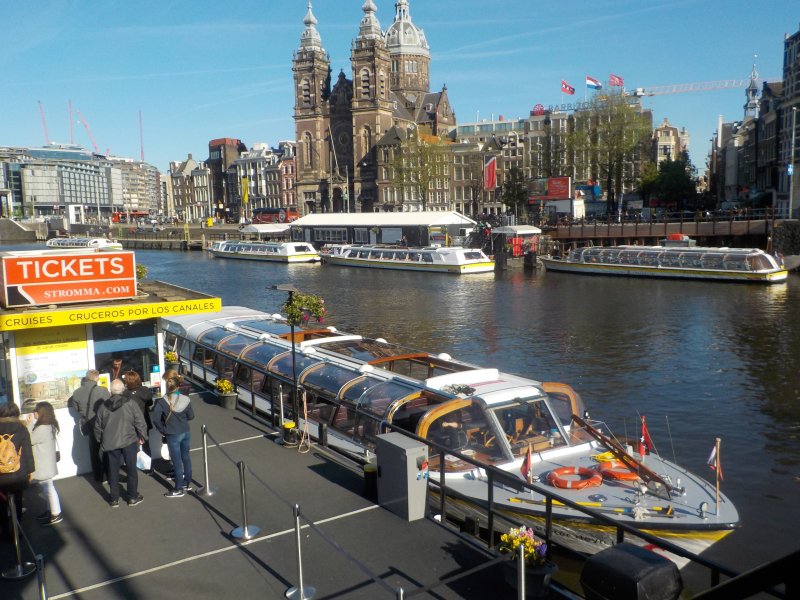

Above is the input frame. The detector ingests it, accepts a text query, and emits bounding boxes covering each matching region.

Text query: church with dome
[292,0,456,213]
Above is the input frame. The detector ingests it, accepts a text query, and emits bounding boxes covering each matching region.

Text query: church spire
[358,0,382,40]
[744,55,759,118]
[299,1,323,51]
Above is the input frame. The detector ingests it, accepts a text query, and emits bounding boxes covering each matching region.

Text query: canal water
[8,243,798,580]
[137,249,800,579]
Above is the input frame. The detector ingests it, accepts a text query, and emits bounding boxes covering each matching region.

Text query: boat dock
[0,388,547,600]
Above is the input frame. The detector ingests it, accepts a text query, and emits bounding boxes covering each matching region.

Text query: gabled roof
[377,125,407,147]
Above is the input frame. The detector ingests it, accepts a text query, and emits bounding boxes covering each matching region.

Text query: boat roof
[587,244,766,255]
[292,211,476,228]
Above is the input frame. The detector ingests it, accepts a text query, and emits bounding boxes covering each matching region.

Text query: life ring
[547,466,603,490]
[598,460,640,482]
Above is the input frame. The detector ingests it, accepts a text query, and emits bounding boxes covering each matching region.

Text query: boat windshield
[490,397,567,456]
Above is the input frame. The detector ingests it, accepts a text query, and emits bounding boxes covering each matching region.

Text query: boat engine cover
[580,542,683,600]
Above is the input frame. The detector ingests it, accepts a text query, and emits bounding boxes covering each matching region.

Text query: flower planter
[218,392,237,410]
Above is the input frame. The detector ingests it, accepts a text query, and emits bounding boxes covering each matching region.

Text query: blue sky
[2,1,796,173]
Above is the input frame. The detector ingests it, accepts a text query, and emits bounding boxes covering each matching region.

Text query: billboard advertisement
[528,177,572,203]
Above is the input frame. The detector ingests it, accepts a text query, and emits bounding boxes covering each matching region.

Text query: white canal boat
[45,237,123,251]
[540,236,787,283]
[208,240,320,263]
[323,244,494,274]
[162,306,738,563]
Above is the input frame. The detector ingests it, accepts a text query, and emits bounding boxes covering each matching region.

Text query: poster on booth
[15,326,89,413]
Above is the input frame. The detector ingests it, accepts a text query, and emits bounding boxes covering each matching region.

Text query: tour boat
[161,306,739,563]
[207,240,320,263]
[540,235,787,283]
[45,237,123,251]
[322,244,494,274]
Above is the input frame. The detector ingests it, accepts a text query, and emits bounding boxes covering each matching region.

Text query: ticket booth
[0,248,221,477]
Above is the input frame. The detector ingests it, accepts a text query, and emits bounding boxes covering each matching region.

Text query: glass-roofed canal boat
[161,306,739,562]
[540,235,787,283]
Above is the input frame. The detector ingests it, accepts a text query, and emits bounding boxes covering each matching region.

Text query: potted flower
[498,526,557,597]
[282,292,326,326]
[214,377,237,410]
[165,350,179,366]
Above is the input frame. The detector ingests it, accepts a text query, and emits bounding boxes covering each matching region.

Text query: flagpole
[714,437,721,514]
[528,443,533,485]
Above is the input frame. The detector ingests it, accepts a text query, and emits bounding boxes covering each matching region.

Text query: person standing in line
[0,402,35,542]
[122,371,154,459]
[152,375,194,498]
[26,402,62,525]
[69,369,110,482]
[94,379,148,508]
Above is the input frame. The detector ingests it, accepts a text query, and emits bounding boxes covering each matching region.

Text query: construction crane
[38,100,50,145]
[75,108,99,154]
[630,79,756,97]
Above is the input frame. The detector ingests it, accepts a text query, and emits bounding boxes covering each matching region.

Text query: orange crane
[38,100,50,145]
[75,108,100,154]
[630,79,757,97]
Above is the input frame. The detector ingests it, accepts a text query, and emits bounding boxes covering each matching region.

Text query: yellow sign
[242,177,249,205]
[0,297,222,332]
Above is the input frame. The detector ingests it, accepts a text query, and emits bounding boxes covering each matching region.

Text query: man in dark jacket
[94,379,148,507]
[0,402,35,542]
[69,369,111,482]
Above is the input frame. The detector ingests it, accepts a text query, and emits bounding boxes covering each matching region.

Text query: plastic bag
[160,441,171,461]
[136,447,152,471]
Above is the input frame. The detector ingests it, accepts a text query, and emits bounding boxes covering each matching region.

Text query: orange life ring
[598,460,640,482]
[547,466,603,490]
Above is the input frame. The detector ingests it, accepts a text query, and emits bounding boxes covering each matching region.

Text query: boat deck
[0,387,571,599]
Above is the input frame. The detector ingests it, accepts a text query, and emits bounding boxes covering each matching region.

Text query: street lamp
[790,106,797,219]
[273,283,300,428]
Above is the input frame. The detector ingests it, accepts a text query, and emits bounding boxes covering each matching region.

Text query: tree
[568,90,652,217]
[391,126,448,211]
[501,165,527,219]
[637,151,698,212]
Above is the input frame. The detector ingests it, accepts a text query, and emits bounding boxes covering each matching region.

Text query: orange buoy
[598,460,640,482]
[547,466,603,490]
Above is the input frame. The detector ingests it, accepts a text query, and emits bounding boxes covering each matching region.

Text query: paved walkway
[0,392,514,600]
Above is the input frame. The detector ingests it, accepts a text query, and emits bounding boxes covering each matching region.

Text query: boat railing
[373,422,788,598]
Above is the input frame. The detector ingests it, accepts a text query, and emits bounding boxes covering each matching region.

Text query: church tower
[349,0,393,212]
[293,2,331,214]
[744,60,759,119]
[385,0,431,105]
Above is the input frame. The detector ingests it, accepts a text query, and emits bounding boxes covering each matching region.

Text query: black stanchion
[1,495,36,580]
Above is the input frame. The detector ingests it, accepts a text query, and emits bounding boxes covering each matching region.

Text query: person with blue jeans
[152,374,194,498]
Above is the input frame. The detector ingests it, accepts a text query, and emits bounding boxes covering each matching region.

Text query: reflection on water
[81,248,800,571]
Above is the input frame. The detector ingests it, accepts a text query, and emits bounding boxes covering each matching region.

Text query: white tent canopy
[291,211,476,228]
[238,224,291,235]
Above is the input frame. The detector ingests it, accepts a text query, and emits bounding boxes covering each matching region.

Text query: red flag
[520,444,533,482]
[561,80,575,95]
[638,415,653,456]
[609,73,624,86]
[483,155,497,191]
[707,444,723,480]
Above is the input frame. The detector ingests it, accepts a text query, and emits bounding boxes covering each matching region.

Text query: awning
[491,225,542,236]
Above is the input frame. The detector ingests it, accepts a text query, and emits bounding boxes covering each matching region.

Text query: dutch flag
[586,76,602,90]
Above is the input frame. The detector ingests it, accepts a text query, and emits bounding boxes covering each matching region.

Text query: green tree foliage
[568,90,652,215]
[501,165,527,218]
[638,151,698,211]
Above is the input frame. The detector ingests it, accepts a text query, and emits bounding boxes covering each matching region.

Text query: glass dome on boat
[216,333,259,358]
[239,343,290,368]
[300,363,365,397]
[237,319,293,337]
[198,327,238,348]
[269,353,322,379]
[340,375,385,404]
[356,380,420,418]
[318,338,408,362]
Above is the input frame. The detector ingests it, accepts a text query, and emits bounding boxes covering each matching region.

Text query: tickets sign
[0,251,137,308]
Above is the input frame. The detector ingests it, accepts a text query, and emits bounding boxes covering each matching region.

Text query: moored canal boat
[323,244,494,274]
[540,236,787,283]
[208,240,320,263]
[45,236,124,251]
[161,306,738,563]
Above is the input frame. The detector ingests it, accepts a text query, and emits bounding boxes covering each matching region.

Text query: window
[360,68,371,98]
[301,79,311,106]
[303,133,313,168]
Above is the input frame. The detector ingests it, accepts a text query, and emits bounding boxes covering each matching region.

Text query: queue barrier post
[1,495,36,580]
[197,424,218,497]
[285,503,315,600]
[230,461,260,540]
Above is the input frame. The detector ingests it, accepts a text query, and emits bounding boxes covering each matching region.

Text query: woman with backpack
[0,402,35,542]
[27,402,62,525]
[152,375,194,498]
